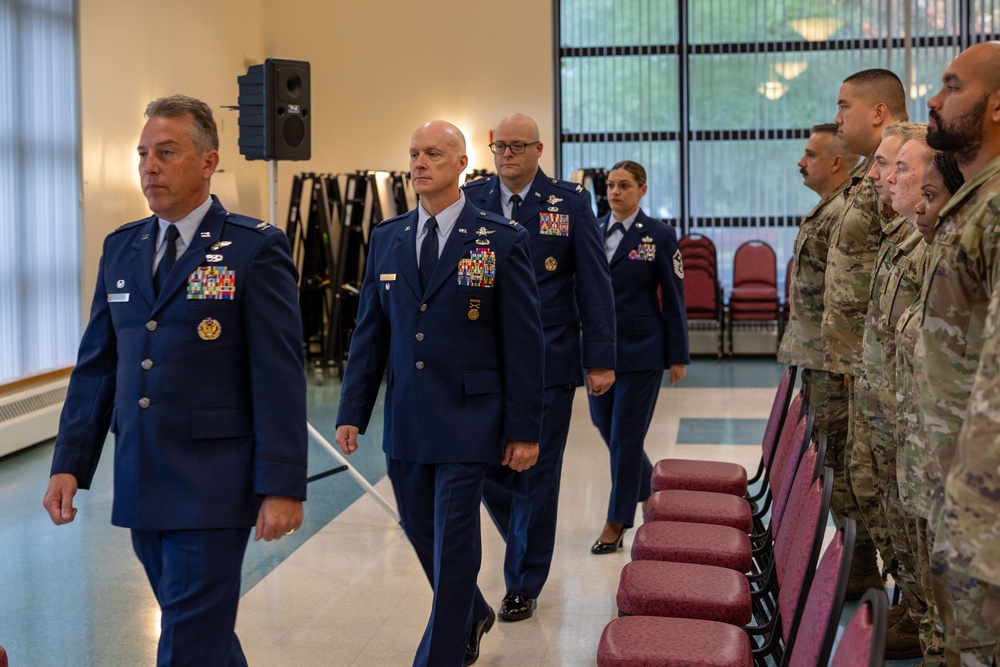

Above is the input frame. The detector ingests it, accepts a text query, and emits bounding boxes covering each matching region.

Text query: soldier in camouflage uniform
[778,125,857,483]
[823,69,910,597]
[914,42,1000,666]
[896,152,965,667]
[876,126,942,660]
[854,125,907,575]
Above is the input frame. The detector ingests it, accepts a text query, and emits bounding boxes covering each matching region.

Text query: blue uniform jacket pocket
[463,370,501,395]
[191,406,254,440]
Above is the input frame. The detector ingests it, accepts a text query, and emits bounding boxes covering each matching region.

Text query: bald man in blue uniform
[43,95,307,667]
[463,113,616,622]
[336,120,545,667]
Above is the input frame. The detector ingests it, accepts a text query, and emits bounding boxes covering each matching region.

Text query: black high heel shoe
[591,525,628,555]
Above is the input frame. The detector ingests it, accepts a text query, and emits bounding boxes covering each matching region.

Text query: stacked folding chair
[679,233,725,358]
[727,240,780,357]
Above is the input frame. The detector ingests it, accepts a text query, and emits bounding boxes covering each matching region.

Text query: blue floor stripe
[676,417,769,445]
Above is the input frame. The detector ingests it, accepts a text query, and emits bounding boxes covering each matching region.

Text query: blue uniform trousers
[386,457,491,667]
[130,527,250,667]
[481,383,575,599]
[588,370,662,526]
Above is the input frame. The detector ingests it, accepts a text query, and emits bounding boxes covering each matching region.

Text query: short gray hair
[145,94,219,153]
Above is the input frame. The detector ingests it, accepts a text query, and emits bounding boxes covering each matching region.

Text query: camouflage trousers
[802,369,874,553]
[854,375,925,606]
[911,513,951,665]
[931,513,1000,667]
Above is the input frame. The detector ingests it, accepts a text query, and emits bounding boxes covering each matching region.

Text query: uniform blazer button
[415,361,425,370]
[146,320,158,331]
[138,397,151,408]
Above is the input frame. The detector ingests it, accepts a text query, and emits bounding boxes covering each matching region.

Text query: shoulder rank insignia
[545,195,563,206]
[255,221,271,230]
[673,249,684,278]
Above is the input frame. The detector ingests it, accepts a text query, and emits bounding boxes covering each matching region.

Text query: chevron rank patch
[673,249,684,278]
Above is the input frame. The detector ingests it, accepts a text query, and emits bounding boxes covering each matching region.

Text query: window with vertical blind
[556,0,1000,292]
[0,0,81,384]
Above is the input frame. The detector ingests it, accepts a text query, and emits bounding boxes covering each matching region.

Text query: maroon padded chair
[635,402,814,575]
[679,233,725,358]
[651,365,796,498]
[829,589,888,667]
[644,391,808,539]
[683,264,725,358]
[597,471,835,666]
[678,233,718,268]
[618,437,826,625]
[0,645,6,667]
[784,518,857,666]
[727,240,779,357]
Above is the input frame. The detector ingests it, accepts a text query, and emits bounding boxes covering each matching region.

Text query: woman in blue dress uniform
[589,160,690,553]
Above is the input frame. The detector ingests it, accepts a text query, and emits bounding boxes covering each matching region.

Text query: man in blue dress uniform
[336,120,545,666]
[43,95,308,666]
[463,113,617,621]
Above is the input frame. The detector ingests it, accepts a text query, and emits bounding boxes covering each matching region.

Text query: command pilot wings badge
[209,240,232,251]
[475,227,496,237]
[545,195,563,206]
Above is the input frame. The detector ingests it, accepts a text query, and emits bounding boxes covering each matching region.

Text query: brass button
[138,397,151,408]
[419,303,428,312]
[146,320,158,331]
[415,361,425,370]
[415,333,425,341]
[141,359,153,370]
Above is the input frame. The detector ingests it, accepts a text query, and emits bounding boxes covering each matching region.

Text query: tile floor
[0,360,920,666]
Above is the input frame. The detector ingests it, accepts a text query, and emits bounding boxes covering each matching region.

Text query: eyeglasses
[488,141,539,155]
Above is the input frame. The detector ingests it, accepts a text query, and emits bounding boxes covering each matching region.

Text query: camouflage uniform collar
[844,154,875,196]
[805,178,851,220]
[882,213,910,238]
[938,153,1000,220]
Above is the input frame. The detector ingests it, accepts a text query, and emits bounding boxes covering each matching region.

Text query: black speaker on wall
[237,58,311,161]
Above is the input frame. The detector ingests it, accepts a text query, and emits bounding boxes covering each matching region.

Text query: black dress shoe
[498,592,537,622]
[464,606,495,666]
[591,526,628,555]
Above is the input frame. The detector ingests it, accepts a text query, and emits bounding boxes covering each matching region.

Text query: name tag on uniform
[107,293,130,303]
[380,274,397,281]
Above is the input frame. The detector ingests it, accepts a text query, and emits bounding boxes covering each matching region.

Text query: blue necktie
[605,221,625,239]
[154,224,179,297]
[419,217,439,291]
[509,194,522,221]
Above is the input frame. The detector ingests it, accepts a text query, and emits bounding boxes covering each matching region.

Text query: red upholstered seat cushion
[645,490,753,534]
[597,616,753,667]
[631,521,752,572]
[617,560,752,625]
[730,286,777,301]
[651,459,748,495]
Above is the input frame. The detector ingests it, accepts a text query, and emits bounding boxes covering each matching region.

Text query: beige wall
[78,0,553,309]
